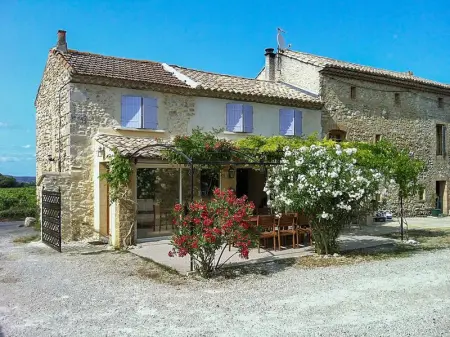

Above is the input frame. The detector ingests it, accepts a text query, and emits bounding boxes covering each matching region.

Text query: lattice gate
[41,189,62,252]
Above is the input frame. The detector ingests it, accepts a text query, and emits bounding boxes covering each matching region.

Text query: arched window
[328,130,346,142]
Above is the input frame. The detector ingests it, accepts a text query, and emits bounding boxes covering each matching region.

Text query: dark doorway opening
[236,168,249,198]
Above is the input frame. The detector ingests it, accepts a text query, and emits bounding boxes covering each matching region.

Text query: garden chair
[277,214,297,249]
[296,213,313,246]
[257,215,277,253]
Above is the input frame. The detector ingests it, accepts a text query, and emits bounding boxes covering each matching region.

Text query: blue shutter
[294,110,303,136]
[243,105,253,133]
[443,125,447,155]
[226,104,243,132]
[143,97,158,129]
[121,96,141,128]
[279,109,294,135]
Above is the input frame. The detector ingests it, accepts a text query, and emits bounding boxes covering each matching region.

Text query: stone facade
[276,52,450,214]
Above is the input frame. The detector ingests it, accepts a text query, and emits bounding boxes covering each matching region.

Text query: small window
[279,109,302,136]
[121,96,158,129]
[200,169,219,198]
[438,97,444,109]
[350,86,356,99]
[226,103,253,133]
[394,93,400,106]
[375,134,382,143]
[328,130,346,142]
[436,124,446,155]
[417,187,425,201]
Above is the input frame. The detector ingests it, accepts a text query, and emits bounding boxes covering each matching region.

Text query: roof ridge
[285,49,410,75]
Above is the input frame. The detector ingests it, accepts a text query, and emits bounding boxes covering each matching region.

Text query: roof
[281,49,449,90]
[59,49,190,88]
[171,66,320,104]
[95,134,171,158]
[52,49,321,107]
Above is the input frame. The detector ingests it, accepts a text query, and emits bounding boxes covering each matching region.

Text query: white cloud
[0,156,20,163]
[22,144,31,149]
[0,122,7,127]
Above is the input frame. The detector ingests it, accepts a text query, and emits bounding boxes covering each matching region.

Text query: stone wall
[35,52,72,240]
[320,75,450,213]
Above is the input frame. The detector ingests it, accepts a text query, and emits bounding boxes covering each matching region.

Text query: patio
[130,222,399,274]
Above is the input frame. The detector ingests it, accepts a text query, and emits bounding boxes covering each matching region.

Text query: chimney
[56,30,67,53]
[264,48,276,81]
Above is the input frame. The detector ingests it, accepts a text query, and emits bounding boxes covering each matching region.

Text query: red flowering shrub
[169,188,258,277]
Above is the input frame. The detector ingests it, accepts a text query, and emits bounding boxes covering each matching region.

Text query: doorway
[236,168,249,198]
[435,181,447,213]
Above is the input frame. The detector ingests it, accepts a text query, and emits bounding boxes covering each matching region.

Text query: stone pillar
[112,166,137,248]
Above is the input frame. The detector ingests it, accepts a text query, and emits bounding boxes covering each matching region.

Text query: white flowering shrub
[264,144,383,254]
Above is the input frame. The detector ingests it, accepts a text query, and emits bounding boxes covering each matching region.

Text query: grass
[297,228,450,269]
[13,234,40,244]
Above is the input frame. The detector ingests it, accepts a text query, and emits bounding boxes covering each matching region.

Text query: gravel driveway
[1,222,450,337]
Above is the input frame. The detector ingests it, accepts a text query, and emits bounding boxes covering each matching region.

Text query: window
[394,93,401,106]
[279,109,302,136]
[226,103,253,133]
[438,97,444,109]
[350,86,356,99]
[417,187,425,201]
[121,96,158,129]
[436,124,446,155]
[375,134,382,143]
[200,169,219,198]
[328,130,346,142]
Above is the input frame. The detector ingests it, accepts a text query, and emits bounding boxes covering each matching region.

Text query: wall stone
[320,75,450,214]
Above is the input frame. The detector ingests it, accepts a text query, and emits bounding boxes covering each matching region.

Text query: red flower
[174,203,183,212]
[168,251,174,257]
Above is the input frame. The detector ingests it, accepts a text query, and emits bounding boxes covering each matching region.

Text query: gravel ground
[1,222,450,337]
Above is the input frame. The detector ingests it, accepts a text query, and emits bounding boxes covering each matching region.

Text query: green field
[0,187,36,220]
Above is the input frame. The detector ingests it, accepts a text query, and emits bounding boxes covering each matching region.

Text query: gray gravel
[1,222,450,337]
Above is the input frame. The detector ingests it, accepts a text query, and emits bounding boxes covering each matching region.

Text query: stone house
[35,31,323,247]
[258,47,450,215]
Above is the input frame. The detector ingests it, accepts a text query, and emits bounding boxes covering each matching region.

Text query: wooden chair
[257,215,277,253]
[277,214,297,249]
[257,207,271,215]
[296,213,313,246]
[137,204,156,231]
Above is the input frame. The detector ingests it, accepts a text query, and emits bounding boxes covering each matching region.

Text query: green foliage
[0,174,19,188]
[164,128,237,168]
[99,148,133,204]
[0,207,36,220]
[0,186,36,216]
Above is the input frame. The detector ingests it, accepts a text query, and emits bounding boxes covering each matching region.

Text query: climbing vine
[99,148,133,204]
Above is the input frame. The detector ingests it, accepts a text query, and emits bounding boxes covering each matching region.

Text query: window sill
[222,131,253,135]
[114,127,166,133]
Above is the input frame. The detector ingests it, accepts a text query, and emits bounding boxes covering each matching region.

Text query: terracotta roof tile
[53,49,321,106]
[282,50,449,89]
[60,50,190,88]
[172,66,320,104]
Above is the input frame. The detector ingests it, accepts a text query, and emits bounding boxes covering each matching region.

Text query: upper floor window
[438,97,444,109]
[436,124,446,156]
[375,134,382,143]
[279,109,302,136]
[328,129,346,142]
[226,103,253,133]
[350,86,356,99]
[394,93,401,106]
[121,95,158,129]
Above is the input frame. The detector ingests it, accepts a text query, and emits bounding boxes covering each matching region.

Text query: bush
[265,144,383,255]
[0,207,36,220]
[169,188,258,278]
[0,187,36,220]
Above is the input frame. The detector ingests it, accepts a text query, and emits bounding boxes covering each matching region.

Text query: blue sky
[1,0,450,176]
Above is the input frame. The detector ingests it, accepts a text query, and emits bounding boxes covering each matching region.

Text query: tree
[264,144,383,255]
[0,174,18,188]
